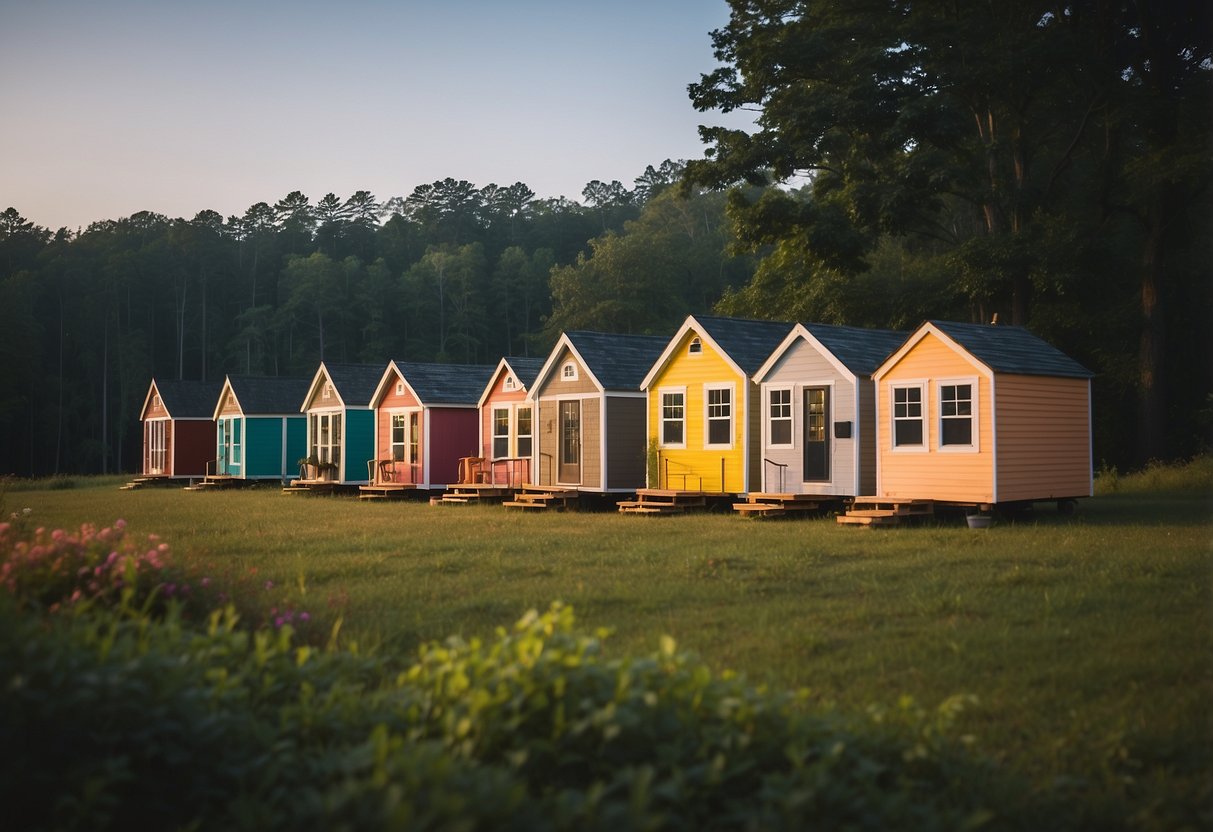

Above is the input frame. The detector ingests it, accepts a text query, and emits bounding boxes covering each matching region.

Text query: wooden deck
[358,482,419,501]
[617,489,709,516]
[836,496,935,527]
[731,492,835,518]
[119,474,190,491]
[283,478,355,496]
[431,483,514,505]
[182,475,248,492]
[503,484,580,512]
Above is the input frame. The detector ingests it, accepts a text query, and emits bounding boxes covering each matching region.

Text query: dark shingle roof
[928,321,1093,378]
[696,315,795,376]
[226,376,312,415]
[393,361,496,405]
[500,356,546,390]
[154,379,223,419]
[801,323,908,377]
[323,363,388,406]
[566,331,670,391]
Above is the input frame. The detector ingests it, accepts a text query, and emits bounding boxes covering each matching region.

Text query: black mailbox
[834,421,852,439]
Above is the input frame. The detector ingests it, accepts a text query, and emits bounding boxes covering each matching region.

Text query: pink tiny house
[138,378,222,479]
[477,357,545,487]
[367,361,495,491]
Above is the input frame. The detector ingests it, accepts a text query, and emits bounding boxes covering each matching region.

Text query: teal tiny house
[212,376,310,481]
[298,362,382,484]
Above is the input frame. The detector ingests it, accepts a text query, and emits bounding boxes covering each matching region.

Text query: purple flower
[264,580,274,590]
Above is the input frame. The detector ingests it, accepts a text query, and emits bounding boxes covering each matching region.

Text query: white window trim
[491,405,512,459]
[936,376,980,453]
[395,381,405,396]
[561,361,579,381]
[703,382,736,451]
[503,375,517,391]
[889,380,929,453]
[763,383,795,450]
[658,386,687,450]
[688,336,703,355]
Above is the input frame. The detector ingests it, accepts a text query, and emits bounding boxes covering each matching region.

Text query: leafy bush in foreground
[0,598,1041,832]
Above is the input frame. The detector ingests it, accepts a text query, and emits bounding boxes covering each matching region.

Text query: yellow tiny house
[873,321,1093,505]
[641,315,793,494]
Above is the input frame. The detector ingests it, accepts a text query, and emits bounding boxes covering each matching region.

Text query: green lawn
[8,478,1212,825]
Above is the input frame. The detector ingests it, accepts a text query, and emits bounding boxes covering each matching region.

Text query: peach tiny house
[872,321,1093,506]
[753,323,907,497]
[639,315,793,495]
[137,378,222,479]
[528,331,668,494]
[365,360,495,493]
[477,356,545,488]
[297,363,383,486]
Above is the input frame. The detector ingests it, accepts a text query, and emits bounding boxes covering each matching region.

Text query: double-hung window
[390,414,407,461]
[705,385,733,448]
[492,408,511,458]
[891,384,925,448]
[767,388,793,447]
[660,389,685,447]
[516,406,533,457]
[939,381,976,449]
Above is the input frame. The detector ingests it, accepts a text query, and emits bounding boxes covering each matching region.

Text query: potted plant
[317,459,339,481]
[298,454,321,480]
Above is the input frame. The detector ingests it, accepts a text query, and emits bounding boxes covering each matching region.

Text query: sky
[0,0,755,232]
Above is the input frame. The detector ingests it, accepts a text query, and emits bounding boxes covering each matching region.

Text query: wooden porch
[732,492,837,519]
[836,497,935,527]
[503,484,580,512]
[617,489,709,516]
[431,482,514,505]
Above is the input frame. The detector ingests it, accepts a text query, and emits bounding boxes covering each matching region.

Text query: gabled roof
[876,321,1094,380]
[142,378,223,420]
[640,314,794,390]
[756,322,908,382]
[387,361,496,407]
[532,331,670,394]
[477,356,548,408]
[216,375,311,419]
[305,362,385,410]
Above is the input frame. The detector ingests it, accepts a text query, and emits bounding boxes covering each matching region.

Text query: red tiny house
[138,378,221,478]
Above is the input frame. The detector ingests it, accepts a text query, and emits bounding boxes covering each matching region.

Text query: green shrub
[0,597,1044,831]
[1095,455,1213,495]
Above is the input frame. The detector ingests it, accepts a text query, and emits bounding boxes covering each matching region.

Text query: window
[688,336,702,355]
[517,406,533,457]
[492,408,510,458]
[230,418,241,465]
[660,390,685,447]
[408,413,419,465]
[892,385,924,448]
[940,382,975,448]
[390,414,406,460]
[152,394,161,409]
[768,388,792,447]
[147,420,167,474]
[395,381,405,396]
[503,375,516,391]
[322,382,332,400]
[311,412,343,466]
[705,385,733,448]
[561,362,578,381]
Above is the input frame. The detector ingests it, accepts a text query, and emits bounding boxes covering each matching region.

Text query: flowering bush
[0,519,173,613]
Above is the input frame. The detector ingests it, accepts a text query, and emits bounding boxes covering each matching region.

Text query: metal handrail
[764,458,788,492]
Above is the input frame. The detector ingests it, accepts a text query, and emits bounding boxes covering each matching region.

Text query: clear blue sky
[1,0,752,231]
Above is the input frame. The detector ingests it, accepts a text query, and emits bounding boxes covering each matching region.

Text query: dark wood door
[803,387,829,482]
[559,400,581,483]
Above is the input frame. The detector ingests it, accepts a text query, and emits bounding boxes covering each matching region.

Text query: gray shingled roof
[929,321,1093,378]
[566,331,670,391]
[154,379,223,419]
[393,361,496,405]
[323,363,388,406]
[802,323,908,377]
[500,356,546,390]
[696,315,795,376]
[226,376,311,415]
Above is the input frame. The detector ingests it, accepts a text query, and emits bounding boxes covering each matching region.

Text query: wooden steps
[283,479,349,496]
[618,489,708,516]
[432,483,513,505]
[503,484,580,512]
[732,492,830,518]
[119,475,184,491]
[836,497,934,527]
[358,483,418,501]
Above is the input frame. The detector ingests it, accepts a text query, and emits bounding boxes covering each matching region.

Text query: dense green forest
[1,1,1209,477]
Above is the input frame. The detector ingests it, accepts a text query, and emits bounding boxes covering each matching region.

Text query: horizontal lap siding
[173,421,216,478]
[857,382,877,495]
[606,396,647,490]
[878,334,994,502]
[343,410,375,483]
[375,380,422,483]
[535,396,601,488]
[430,408,480,487]
[218,390,241,416]
[996,375,1091,501]
[581,401,602,489]
[245,417,285,478]
[481,383,529,461]
[761,340,857,495]
[285,418,306,477]
[647,332,746,493]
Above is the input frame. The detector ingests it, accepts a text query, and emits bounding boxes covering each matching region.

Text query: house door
[558,400,581,483]
[803,387,829,482]
[217,419,230,474]
[147,421,167,475]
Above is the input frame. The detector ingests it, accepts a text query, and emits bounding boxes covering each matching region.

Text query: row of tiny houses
[137,315,1093,507]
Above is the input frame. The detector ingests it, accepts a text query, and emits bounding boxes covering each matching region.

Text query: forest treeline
[2,3,1210,477]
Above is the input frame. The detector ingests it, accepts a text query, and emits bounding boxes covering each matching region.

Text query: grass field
[6,467,1211,826]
